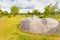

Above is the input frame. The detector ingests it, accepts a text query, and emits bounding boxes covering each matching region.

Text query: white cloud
[0,0,60,13]
[0,0,14,8]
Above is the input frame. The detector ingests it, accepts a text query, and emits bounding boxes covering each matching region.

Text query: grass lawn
[0,15,59,40]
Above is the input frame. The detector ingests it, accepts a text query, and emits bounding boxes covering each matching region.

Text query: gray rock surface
[41,18,59,34]
[20,15,59,34]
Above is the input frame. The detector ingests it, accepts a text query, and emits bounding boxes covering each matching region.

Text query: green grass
[0,15,58,40]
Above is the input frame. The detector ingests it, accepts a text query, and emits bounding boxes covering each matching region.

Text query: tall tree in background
[3,11,8,15]
[44,4,53,15]
[10,6,19,16]
[32,10,40,15]
[44,2,59,15]
[27,11,31,15]
[0,9,4,17]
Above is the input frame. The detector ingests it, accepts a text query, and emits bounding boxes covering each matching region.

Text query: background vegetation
[0,3,60,19]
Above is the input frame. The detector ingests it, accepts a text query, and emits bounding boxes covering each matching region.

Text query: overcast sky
[0,0,60,13]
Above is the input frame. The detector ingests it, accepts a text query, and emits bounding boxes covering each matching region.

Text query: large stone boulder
[20,15,59,34]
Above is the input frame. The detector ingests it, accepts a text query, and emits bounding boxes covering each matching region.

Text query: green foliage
[10,6,19,16]
[38,15,48,18]
[0,9,4,17]
[44,4,57,16]
[32,10,40,15]
[0,9,9,17]
[3,11,8,15]
[44,4,52,15]
[0,2,60,19]
[27,11,31,15]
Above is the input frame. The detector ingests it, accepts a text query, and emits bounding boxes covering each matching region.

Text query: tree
[0,9,3,17]
[27,11,31,15]
[10,6,19,16]
[44,4,52,15]
[3,11,8,15]
[44,2,59,15]
[32,10,39,15]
